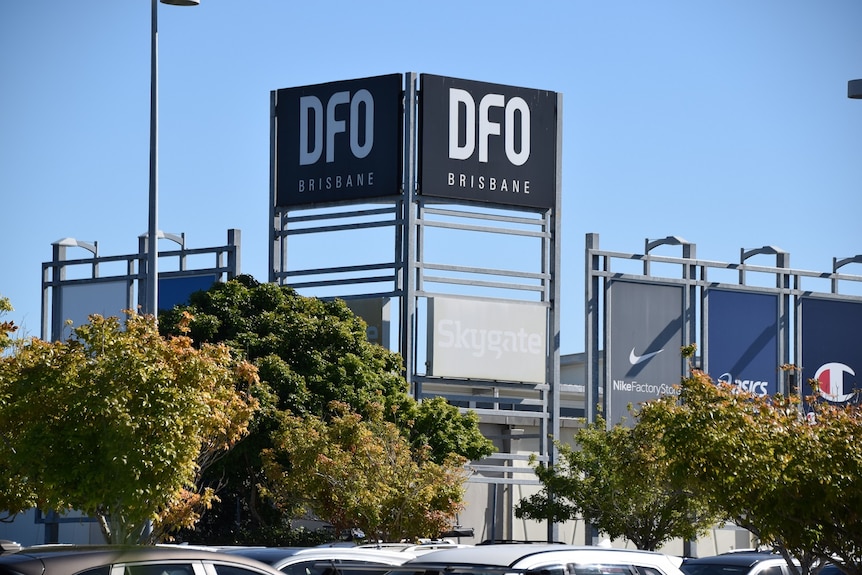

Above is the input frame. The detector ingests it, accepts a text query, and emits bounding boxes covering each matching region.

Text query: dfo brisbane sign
[272,73,560,210]
[419,74,559,210]
[273,74,403,207]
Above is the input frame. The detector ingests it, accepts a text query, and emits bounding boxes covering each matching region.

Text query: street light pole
[146,0,199,318]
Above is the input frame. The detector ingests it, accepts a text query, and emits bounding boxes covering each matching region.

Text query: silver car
[0,545,287,575]
[223,547,416,575]
[386,544,686,575]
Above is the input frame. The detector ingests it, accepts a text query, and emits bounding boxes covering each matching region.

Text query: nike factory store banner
[607,280,684,425]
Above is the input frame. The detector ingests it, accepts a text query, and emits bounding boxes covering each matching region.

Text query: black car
[681,552,799,575]
[0,545,285,575]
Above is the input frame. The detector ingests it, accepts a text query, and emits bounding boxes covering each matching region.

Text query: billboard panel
[427,296,547,383]
[345,297,391,347]
[273,74,403,207]
[158,274,218,313]
[419,74,558,209]
[801,297,862,404]
[706,288,779,397]
[608,280,684,425]
[57,281,130,339]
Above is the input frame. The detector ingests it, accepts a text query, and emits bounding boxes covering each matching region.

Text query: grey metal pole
[146,0,159,317]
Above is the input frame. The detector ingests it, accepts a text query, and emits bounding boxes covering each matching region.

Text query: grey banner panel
[57,281,131,339]
[273,74,403,207]
[607,280,684,425]
[419,74,558,209]
[706,288,779,397]
[345,297,391,347]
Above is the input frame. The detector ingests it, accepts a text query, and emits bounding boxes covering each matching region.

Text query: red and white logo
[814,362,856,403]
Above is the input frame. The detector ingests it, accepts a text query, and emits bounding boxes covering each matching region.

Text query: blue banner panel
[274,74,403,207]
[608,280,684,426]
[801,297,862,404]
[158,275,218,313]
[706,289,779,397]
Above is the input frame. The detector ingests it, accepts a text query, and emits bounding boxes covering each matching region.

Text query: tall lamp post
[147,0,199,317]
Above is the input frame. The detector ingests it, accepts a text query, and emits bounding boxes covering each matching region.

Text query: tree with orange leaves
[0,308,259,544]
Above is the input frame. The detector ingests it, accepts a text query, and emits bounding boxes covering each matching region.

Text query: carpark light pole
[146,0,199,317]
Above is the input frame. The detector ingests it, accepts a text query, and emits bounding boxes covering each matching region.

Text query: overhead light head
[849,79,862,100]
[161,0,200,5]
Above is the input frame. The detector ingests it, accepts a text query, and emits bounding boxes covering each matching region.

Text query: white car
[223,546,416,575]
[387,544,686,575]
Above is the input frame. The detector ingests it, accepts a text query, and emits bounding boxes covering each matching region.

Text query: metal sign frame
[270,72,563,541]
[42,229,240,341]
[586,232,862,426]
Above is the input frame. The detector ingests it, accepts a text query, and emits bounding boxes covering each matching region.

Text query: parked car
[681,552,799,575]
[0,545,287,575]
[223,546,415,575]
[385,543,685,575]
[355,542,471,555]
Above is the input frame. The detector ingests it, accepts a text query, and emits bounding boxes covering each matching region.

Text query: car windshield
[681,565,752,575]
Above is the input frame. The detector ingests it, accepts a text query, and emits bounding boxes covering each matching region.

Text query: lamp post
[146,0,199,317]
[849,79,862,100]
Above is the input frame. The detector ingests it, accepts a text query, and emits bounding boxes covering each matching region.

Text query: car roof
[0,545,283,575]
[355,543,470,555]
[395,544,683,572]
[683,553,788,567]
[223,547,415,568]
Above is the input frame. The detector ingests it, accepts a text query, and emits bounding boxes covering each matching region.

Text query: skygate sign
[427,296,548,384]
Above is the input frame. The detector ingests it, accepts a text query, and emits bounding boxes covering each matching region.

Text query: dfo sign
[419,74,558,209]
[273,74,402,207]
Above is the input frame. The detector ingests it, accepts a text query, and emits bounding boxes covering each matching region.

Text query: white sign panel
[57,281,131,339]
[428,296,547,383]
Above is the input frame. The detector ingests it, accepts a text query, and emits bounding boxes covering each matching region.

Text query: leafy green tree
[160,276,493,540]
[0,311,258,543]
[262,401,469,542]
[638,365,862,575]
[515,416,718,550]
[0,294,17,350]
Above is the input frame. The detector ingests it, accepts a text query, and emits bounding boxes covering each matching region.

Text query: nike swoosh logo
[629,347,663,365]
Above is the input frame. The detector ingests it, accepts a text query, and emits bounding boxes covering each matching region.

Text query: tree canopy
[638,365,862,574]
[0,310,259,543]
[0,294,16,350]
[159,276,494,541]
[515,415,719,550]
[262,401,469,542]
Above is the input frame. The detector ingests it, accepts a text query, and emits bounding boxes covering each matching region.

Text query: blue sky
[1,1,860,355]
